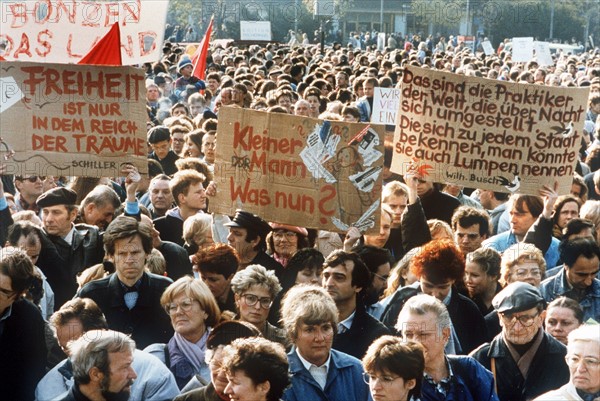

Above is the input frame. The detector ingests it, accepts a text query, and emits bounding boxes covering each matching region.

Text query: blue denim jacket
[482,231,560,269]
[540,268,600,322]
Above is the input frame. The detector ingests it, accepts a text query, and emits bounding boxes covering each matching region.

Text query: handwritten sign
[0,0,169,64]
[0,61,148,177]
[372,87,401,125]
[512,37,534,62]
[534,41,554,66]
[212,107,385,233]
[240,21,271,41]
[390,67,589,195]
[481,40,494,56]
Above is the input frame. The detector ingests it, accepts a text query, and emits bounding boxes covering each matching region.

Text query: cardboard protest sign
[0,0,169,65]
[391,66,589,195]
[512,37,534,62]
[212,107,385,233]
[372,87,401,125]
[240,21,271,41]
[0,61,148,177]
[533,41,554,66]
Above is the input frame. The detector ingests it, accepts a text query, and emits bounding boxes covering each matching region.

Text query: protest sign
[240,21,271,41]
[0,61,148,177]
[371,87,401,125]
[212,107,385,233]
[391,66,589,195]
[512,37,534,62]
[481,40,494,56]
[0,0,169,65]
[377,33,386,51]
[534,41,554,66]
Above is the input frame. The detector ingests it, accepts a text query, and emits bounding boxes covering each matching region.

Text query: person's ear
[68,208,79,223]
[406,378,416,390]
[257,381,270,397]
[442,327,451,343]
[88,366,104,384]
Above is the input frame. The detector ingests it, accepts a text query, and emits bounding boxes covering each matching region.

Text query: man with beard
[471,282,570,401]
[354,245,393,318]
[57,329,137,401]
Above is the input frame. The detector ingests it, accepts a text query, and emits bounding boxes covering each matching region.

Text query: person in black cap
[471,282,570,401]
[35,186,105,309]
[148,125,180,176]
[225,210,283,276]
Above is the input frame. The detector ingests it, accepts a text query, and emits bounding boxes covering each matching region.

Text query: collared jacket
[482,230,560,270]
[470,330,569,401]
[381,284,487,354]
[539,268,600,322]
[332,301,391,359]
[35,349,180,401]
[421,355,499,401]
[38,223,104,308]
[77,272,173,349]
[282,348,371,401]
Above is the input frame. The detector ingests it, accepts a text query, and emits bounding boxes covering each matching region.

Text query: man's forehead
[457,223,480,232]
[325,261,353,273]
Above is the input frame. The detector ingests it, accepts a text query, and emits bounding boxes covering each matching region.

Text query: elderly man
[535,324,600,401]
[281,285,370,401]
[56,330,137,401]
[77,216,173,348]
[471,282,570,401]
[36,298,179,401]
[78,185,121,230]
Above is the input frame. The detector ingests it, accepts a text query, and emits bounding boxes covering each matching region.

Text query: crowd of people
[1,30,600,401]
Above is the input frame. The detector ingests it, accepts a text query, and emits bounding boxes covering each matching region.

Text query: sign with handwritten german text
[0,0,169,64]
[212,107,385,233]
[390,66,589,195]
[0,61,148,177]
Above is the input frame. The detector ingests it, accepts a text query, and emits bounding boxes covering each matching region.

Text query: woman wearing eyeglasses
[147,276,221,389]
[266,223,309,267]
[361,336,425,401]
[230,264,289,348]
[535,324,600,401]
[500,243,546,288]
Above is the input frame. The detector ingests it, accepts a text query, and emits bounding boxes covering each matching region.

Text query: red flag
[78,22,122,65]
[0,55,5,61]
[191,16,214,80]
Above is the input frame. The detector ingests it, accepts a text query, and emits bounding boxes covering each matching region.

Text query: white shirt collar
[63,226,76,245]
[338,310,356,333]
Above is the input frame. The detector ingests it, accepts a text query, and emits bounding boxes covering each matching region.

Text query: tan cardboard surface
[212,107,385,233]
[0,61,148,177]
[391,66,589,195]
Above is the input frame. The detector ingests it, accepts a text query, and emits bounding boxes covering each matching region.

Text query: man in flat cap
[225,210,283,275]
[35,187,105,308]
[471,282,569,401]
[148,125,179,176]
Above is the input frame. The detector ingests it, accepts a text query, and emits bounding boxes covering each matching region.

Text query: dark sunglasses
[16,176,45,183]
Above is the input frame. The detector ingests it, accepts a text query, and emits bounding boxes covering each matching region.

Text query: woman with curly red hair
[381,239,487,354]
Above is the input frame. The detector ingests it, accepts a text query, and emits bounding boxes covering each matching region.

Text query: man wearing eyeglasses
[535,324,600,401]
[471,282,570,401]
[14,175,44,213]
[540,238,600,323]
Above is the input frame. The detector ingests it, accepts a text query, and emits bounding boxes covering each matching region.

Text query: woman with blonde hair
[147,276,221,389]
[500,243,546,287]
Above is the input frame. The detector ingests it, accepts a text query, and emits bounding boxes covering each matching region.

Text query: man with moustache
[471,282,570,401]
